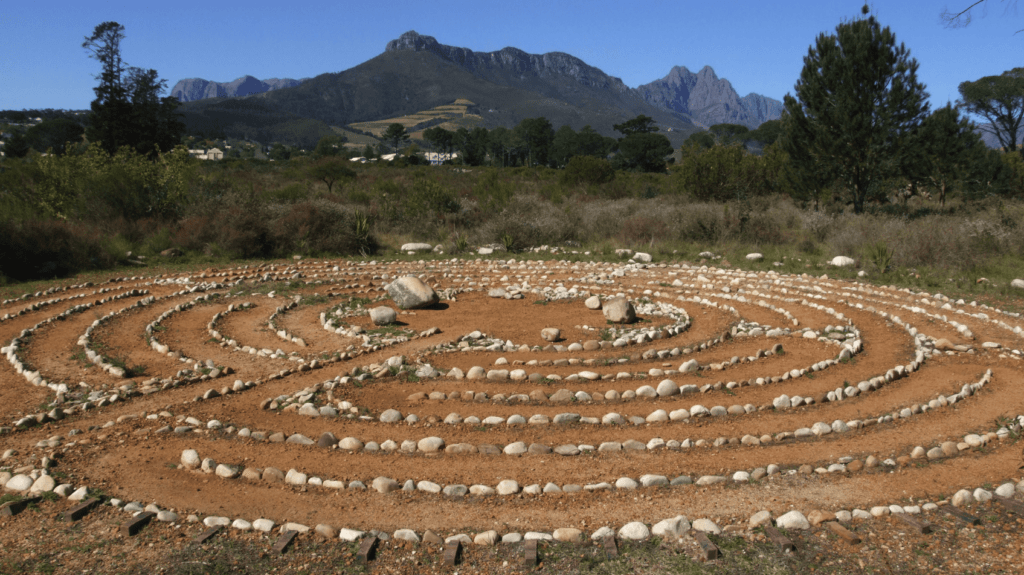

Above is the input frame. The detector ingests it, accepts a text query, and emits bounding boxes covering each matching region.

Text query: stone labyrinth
[2,255,1024,546]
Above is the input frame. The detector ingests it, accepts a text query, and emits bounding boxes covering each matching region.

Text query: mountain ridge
[177,32,783,146]
[171,75,308,102]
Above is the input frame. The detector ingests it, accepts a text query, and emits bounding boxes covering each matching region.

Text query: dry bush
[478,194,580,250]
[801,211,835,242]
[266,200,377,256]
[673,202,728,244]
[618,214,670,246]
[0,219,112,282]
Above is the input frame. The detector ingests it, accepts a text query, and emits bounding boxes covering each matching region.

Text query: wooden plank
[524,538,538,567]
[0,496,39,517]
[444,541,462,566]
[192,525,222,544]
[272,530,297,554]
[357,536,378,564]
[825,521,861,544]
[693,532,719,561]
[120,511,156,536]
[939,505,981,525]
[63,498,100,522]
[763,525,795,552]
[993,495,1024,516]
[603,535,618,558]
[893,513,932,534]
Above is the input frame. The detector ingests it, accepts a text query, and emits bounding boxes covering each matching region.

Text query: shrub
[560,156,616,187]
[619,214,669,246]
[0,219,112,282]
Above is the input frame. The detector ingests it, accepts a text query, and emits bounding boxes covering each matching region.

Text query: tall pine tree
[782,7,929,213]
[83,22,184,157]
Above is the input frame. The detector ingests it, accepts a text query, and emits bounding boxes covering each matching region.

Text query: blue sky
[1,0,1020,112]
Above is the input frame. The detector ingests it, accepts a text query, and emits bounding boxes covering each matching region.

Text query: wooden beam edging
[825,521,861,545]
[121,511,156,536]
[763,525,795,552]
[0,496,40,517]
[62,498,100,522]
[939,505,981,525]
[693,532,719,561]
[524,538,538,566]
[357,536,378,564]
[273,530,297,554]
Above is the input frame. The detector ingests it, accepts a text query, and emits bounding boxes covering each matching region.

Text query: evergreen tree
[82,22,184,157]
[381,123,409,155]
[957,68,1024,154]
[915,104,987,206]
[614,115,672,172]
[782,7,930,213]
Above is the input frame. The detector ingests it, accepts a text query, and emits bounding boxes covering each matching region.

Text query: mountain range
[171,76,308,102]
[177,31,783,147]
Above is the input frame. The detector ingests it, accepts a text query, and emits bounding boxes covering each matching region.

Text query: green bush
[560,156,616,187]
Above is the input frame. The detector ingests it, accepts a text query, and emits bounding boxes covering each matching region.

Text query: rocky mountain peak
[638,65,781,128]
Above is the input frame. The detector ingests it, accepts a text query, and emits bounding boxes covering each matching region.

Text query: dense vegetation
[1,10,1023,293]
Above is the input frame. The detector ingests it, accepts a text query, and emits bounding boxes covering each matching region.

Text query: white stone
[776,510,810,530]
[652,515,691,537]
[496,480,520,495]
[393,529,420,542]
[691,518,722,534]
[417,436,445,453]
[339,528,365,541]
[5,474,33,492]
[180,449,200,469]
[618,522,650,540]
[253,519,276,532]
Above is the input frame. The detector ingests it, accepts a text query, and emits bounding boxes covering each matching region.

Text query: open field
[349,99,481,138]
[1,252,1023,573]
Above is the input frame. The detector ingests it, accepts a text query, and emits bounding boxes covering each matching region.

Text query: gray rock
[29,475,55,493]
[749,510,772,528]
[652,515,690,538]
[443,484,468,497]
[496,480,520,495]
[603,297,636,324]
[369,307,397,326]
[541,328,560,342]
[417,437,445,453]
[286,434,314,445]
[5,474,33,491]
[656,379,679,397]
[554,444,580,456]
[552,412,580,424]
[393,529,420,542]
[380,409,403,423]
[387,277,438,310]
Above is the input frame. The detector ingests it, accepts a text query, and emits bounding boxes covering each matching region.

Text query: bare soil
[2,257,1023,574]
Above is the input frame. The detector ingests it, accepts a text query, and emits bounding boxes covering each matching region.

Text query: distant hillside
[179,31,783,147]
[637,66,783,129]
[171,76,307,102]
[976,124,1024,150]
